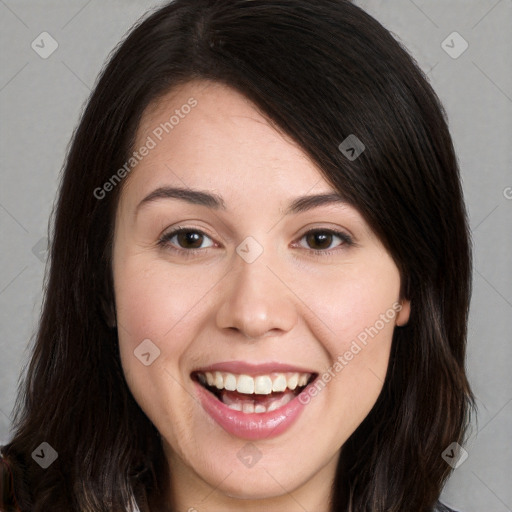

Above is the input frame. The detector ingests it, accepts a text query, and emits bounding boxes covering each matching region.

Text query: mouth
[191,370,317,414]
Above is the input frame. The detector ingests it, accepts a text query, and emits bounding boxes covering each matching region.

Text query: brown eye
[305,231,334,250]
[176,230,204,249]
[159,228,214,251]
[296,229,353,255]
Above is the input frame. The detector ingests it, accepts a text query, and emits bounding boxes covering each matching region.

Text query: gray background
[0,1,511,510]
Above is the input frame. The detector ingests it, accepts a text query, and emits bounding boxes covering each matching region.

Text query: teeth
[242,402,254,414]
[237,375,255,394]
[198,371,312,395]
[222,390,296,414]
[287,373,299,390]
[272,374,287,392]
[224,373,237,391]
[254,376,273,395]
[267,401,280,412]
[298,373,308,387]
[267,393,294,412]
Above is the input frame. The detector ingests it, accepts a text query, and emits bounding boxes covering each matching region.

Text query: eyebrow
[135,186,347,216]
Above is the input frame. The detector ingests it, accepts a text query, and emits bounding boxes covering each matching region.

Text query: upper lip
[191,361,317,376]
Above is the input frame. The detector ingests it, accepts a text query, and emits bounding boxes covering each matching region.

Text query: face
[112,80,410,510]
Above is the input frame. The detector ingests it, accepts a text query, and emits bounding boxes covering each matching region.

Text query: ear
[396,299,411,327]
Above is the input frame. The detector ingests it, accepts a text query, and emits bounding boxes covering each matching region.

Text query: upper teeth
[198,371,311,395]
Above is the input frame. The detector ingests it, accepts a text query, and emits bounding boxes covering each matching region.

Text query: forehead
[117,80,337,212]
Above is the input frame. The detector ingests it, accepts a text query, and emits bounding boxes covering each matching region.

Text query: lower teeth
[221,391,295,413]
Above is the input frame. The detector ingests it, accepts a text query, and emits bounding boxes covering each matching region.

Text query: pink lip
[194,380,311,440]
[192,360,316,376]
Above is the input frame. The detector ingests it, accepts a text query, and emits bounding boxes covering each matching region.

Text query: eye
[158,226,353,257]
[295,229,353,255]
[158,227,215,251]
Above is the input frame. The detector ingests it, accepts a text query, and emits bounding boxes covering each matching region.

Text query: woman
[0,0,474,510]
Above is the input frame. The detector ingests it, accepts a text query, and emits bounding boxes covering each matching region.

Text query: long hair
[1,1,474,510]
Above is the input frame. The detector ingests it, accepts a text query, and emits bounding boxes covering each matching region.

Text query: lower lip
[194,380,310,440]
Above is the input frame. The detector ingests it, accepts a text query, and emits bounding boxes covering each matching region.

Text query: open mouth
[191,370,317,414]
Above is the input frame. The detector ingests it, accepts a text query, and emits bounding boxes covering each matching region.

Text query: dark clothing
[435,502,460,512]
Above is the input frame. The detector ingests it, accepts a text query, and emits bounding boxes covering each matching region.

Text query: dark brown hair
[1,1,474,510]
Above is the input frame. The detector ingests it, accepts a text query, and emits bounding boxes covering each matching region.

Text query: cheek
[113,254,220,464]
[113,254,207,409]
[303,255,401,352]
[113,253,215,346]
[298,256,400,428]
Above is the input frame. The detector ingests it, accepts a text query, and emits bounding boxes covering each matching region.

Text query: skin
[112,80,410,512]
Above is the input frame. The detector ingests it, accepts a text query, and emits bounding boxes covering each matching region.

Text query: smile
[194,370,315,413]
[191,363,318,440]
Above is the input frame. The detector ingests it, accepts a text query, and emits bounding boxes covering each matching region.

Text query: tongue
[219,389,294,407]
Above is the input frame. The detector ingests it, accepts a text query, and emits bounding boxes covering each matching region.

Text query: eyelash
[157,227,354,258]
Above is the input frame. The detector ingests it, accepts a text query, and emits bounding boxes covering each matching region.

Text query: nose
[215,250,298,341]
